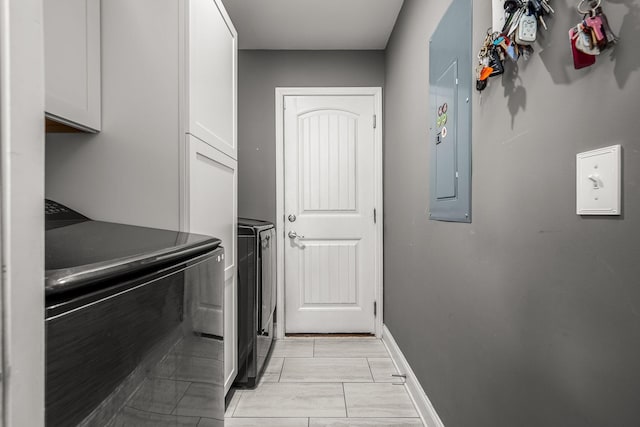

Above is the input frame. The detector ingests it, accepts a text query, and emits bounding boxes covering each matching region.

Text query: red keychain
[569,27,596,69]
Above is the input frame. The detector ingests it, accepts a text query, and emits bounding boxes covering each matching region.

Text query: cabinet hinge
[373,208,377,224]
[374,301,377,316]
[373,114,377,129]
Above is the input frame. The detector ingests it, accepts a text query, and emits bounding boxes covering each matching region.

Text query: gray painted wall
[46,0,181,230]
[384,1,640,426]
[237,50,385,223]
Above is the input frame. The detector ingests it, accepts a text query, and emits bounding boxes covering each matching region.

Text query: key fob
[575,26,600,55]
[516,14,537,45]
[569,28,596,69]
[488,48,504,76]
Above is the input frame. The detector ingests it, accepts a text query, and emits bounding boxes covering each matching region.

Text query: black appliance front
[45,200,225,427]
[236,218,276,388]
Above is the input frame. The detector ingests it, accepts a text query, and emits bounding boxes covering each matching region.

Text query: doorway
[275,87,383,338]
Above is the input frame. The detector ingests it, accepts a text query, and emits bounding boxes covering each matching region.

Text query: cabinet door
[187,0,237,159]
[187,135,237,392]
[44,0,101,131]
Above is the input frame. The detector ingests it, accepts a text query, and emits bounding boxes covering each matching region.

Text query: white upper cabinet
[186,0,237,159]
[44,0,101,132]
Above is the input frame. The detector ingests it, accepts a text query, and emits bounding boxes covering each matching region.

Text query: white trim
[178,0,188,232]
[1,0,46,424]
[382,325,445,427]
[275,90,285,339]
[373,88,384,339]
[275,87,383,339]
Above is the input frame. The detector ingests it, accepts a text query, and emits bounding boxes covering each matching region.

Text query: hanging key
[594,5,619,47]
[585,15,606,45]
[503,1,524,35]
[528,0,543,18]
[475,33,493,92]
[540,0,554,14]
[538,14,548,30]
[527,0,551,31]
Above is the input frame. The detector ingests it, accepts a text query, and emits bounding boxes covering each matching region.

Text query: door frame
[1,0,46,423]
[275,87,383,339]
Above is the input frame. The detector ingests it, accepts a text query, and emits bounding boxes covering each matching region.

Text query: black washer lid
[238,217,274,235]
[45,220,221,296]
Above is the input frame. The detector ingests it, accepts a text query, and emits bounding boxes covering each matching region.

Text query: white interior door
[284,95,377,333]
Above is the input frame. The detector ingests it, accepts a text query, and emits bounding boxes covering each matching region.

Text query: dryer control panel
[45,199,89,230]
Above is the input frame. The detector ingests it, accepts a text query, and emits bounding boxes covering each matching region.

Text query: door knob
[288,214,297,222]
[288,231,304,239]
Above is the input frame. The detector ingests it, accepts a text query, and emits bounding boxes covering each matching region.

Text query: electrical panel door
[429,0,472,222]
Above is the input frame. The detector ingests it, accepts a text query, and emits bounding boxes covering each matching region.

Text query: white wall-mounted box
[492,0,506,33]
[576,145,621,215]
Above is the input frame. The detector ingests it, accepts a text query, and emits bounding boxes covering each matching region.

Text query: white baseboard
[382,324,445,427]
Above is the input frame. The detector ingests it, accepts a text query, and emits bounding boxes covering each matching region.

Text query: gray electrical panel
[429,0,472,222]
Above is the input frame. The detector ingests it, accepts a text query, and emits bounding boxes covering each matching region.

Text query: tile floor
[225,338,424,427]
[106,336,225,426]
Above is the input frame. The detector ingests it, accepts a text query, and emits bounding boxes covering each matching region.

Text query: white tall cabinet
[181,0,238,393]
[45,0,238,394]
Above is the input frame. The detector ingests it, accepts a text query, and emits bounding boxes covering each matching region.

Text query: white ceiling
[221,0,405,50]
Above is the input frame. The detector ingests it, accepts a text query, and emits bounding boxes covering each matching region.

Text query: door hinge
[373,114,377,129]
[373,208,377,224]
[374,301,377,316]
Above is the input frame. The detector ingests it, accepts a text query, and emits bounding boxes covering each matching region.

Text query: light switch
[576,145,621,215]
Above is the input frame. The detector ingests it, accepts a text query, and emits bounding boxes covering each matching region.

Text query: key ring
[577,0,601,15]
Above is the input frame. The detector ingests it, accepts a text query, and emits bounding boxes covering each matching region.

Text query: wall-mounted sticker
[437,113,448,128]
[436,103,450,128]
[441,126,448,138]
